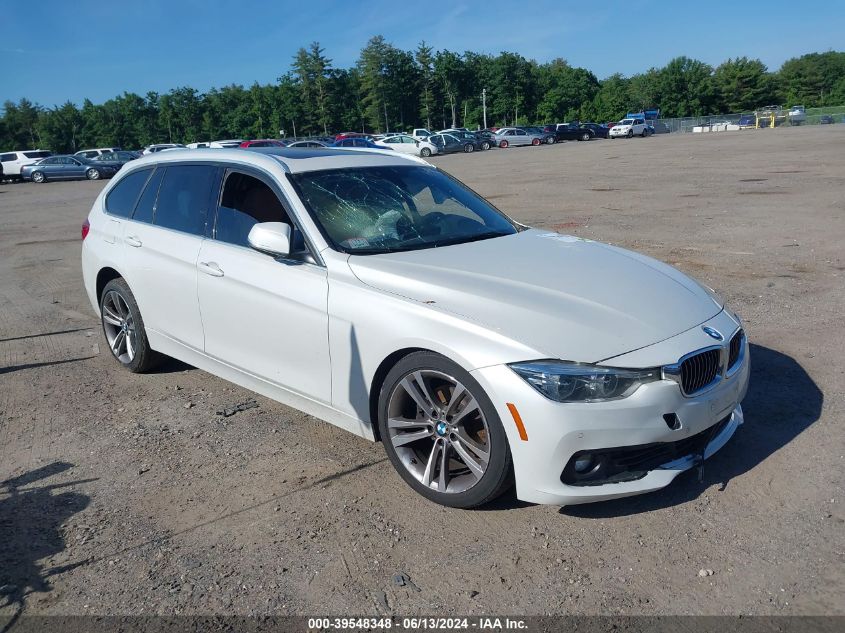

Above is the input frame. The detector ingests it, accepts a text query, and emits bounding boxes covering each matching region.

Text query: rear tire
[581,132,591,141]
[100,278,162,373]
[531,138,541,146]
[499,140,509,148]
[420,147,432,157]
[464,143,474,153]
[378,351,513,508]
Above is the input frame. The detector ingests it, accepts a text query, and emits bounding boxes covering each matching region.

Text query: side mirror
[248,222,291,257]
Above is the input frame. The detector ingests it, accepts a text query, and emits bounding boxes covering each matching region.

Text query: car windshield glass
[620,119,634,125]
[290,165,518,254]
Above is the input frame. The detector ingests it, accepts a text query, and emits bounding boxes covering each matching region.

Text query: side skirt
[146,330,376,441]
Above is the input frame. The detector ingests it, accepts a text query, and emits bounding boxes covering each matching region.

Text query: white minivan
[0,149,53,179]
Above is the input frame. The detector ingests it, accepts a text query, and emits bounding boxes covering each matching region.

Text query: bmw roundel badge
[702,326,723,341]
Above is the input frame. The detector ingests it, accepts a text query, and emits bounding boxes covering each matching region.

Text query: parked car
[334,132,370,141]
[92,151,142,169]
[579,123,609,139]
[520,126,556,144]
[0,149,53,180]
[375,134,438,157]
[440,129,491,151]
[427,133,471,154]
[493,127,546,148]
[331,138,387,150]
[239,139,286,148]
[411,128,432,140]
[287,140,329,148]
[142,144,186,154]
[474,130,498,148]
[819,114,835,125]
[544,123,594,142]
[81,147,749,508]
[788,105,806,125]
[75,147,122,159]
[21,155,118,182]
[609,118,649,138]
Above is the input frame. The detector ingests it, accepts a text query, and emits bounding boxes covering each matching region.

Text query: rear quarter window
[132,168,165,224]
[105,168,153,218]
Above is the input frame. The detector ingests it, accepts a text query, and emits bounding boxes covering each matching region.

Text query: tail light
[81,218,90,241]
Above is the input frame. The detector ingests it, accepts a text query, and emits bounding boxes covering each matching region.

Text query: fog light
[574,454,595,474]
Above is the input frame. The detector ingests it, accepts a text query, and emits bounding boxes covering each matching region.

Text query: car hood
[347,229,722,364]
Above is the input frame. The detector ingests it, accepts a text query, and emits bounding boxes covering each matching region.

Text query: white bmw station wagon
[81,147,749,508]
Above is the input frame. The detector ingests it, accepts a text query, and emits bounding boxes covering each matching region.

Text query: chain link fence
[654,106,845,133]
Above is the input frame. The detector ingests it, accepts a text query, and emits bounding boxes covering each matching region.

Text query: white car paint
[81,147,749,507]
[0,149,53,177]
[609,118,649,138]
[374,134,438,157]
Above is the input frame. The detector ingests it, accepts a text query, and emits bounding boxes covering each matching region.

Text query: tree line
[1,38,843,154]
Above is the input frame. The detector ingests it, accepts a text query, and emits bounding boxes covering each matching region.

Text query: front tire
[481,141,491,151]
[86,168,101,180]
[378,352,513,508]
[31,171,45,183]
[100,278,161,373]
[626,130,633,138]
[464,143,474,153]
[499,140,509,148]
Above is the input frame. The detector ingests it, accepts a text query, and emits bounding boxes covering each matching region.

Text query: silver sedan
[492,127,546,148]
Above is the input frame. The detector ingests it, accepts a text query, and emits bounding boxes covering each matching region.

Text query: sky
[1,0,842,108]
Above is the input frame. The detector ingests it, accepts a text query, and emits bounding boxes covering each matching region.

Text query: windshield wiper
[430,231,511,248]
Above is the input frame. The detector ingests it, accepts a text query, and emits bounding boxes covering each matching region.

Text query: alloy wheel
[32,171,44,183]
[87,169,101,180]
[386,370,491,494]
[102,290,137,364]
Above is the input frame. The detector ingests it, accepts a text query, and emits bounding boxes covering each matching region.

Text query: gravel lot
[1,126,843,619]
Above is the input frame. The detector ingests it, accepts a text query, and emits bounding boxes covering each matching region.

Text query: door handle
[124,235,142,247]
[198,261,224,277]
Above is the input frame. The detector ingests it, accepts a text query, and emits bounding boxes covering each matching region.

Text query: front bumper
[609,129,630,137]
[471,312,750,506]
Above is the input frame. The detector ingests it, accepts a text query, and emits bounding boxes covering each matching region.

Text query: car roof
[124,147,429,174]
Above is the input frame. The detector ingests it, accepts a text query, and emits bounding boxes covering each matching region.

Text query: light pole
[482,88,487,130]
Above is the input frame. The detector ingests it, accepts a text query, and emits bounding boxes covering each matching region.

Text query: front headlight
[509,361,660,403]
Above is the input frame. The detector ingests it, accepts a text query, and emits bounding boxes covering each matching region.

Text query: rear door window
[106,168,153,218]
[152,165,216,235]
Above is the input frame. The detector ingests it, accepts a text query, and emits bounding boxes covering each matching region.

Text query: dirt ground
[1,126,843,619]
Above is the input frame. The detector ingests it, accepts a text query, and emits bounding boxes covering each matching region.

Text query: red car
[334,132,370,141]
[239,139,287,148]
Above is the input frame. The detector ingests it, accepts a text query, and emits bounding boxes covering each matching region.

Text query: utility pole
[482,88,487,130]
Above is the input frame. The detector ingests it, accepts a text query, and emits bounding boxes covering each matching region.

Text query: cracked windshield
[291,165,518,254]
